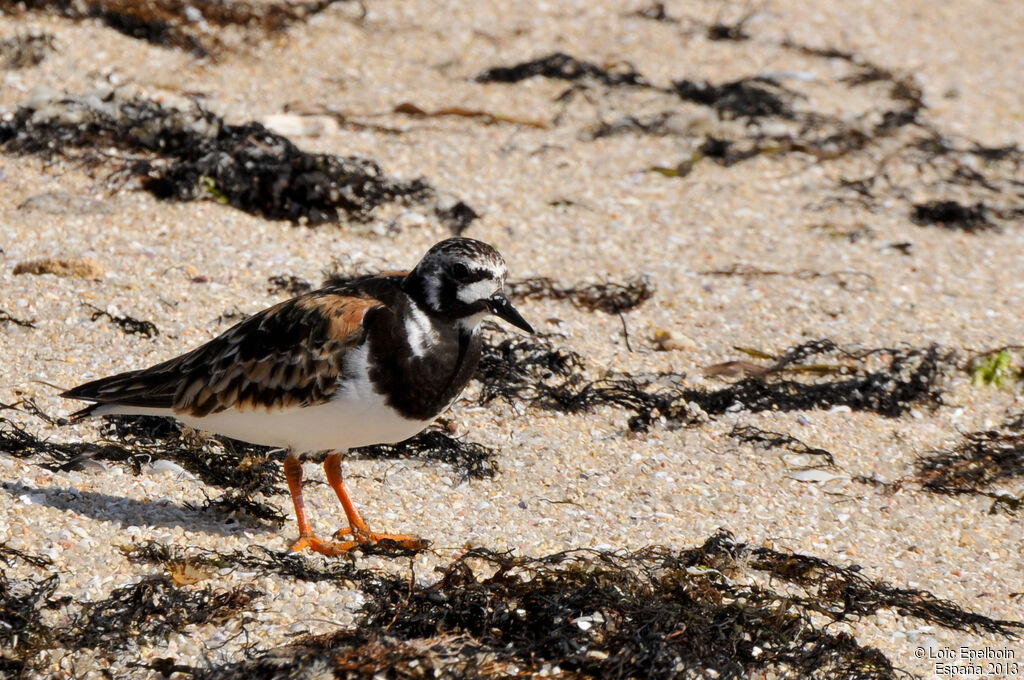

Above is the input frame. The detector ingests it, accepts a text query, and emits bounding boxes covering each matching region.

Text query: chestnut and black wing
[63,291,383,417]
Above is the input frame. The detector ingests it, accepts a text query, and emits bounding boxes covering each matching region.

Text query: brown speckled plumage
[66,291,380,417]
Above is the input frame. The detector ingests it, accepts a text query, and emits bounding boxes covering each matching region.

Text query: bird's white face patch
[456,277,501,305]
[422,274,442,312]
[403,303,437,358]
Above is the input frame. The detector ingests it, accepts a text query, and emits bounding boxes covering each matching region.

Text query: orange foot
[289,530,429,556]
[334,526,430,552]
[289,534,351,556]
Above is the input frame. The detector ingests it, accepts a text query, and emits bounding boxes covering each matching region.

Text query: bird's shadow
[1,479,278,538]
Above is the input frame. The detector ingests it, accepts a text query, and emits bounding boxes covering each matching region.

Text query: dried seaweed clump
[479,52,798,122]
[0,545,61,676]
[795,55,1022,231]
[475,335,697,432]
[0,32,56,68]
[507,275,655,314]
[0,416,117,465]
[201,531,1021,679]
[628,2,675,23]
[691,341,950,419]
[100,415,287,523]
[0,309,36,329]
[60,574,260,650]
[477,335,949,431]
[125,540,377,585]
[2,0,354,56]
[85,302,159,337]
[671,76,796,119]
[917,413,1024,514]
[729,424,835,466]
[911,200,996,232]
[475,332,587,405]
[267,273,313,296]
[435,200,480,235]
[0,543,260,673]
[0,89,433,224]
[483,41,1021,211]
[353,425,498,481]
[476,52,648,88]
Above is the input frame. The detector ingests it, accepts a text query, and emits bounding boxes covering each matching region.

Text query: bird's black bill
[488,293,534,333]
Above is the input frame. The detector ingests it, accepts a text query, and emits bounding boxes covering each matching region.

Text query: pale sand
[1,1,1023,676]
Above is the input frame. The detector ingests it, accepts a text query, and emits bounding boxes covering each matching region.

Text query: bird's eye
[451,262,470,281]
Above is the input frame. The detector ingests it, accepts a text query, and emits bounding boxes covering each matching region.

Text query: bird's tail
[67,402,103,422]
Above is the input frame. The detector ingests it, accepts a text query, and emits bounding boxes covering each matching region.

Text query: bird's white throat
[404,303,439,358]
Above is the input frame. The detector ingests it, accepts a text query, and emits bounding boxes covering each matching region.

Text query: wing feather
[63,291,383,417]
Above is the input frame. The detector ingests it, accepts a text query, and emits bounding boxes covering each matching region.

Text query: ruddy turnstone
[63,238,534,555]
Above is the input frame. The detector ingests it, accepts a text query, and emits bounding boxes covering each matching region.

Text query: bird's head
[405,237,534,333]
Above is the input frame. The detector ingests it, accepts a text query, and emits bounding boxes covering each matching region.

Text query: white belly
[99,346,435,452]
[176,392,432,452]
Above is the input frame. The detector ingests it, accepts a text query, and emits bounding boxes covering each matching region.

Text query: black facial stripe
[464,268,492,283]
[431,273,491,319]
[441,276,458,309]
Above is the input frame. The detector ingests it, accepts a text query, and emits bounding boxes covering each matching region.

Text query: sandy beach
[2,1,1023,677]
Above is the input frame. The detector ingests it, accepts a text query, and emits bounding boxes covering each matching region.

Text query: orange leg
[284,452,340,555]
[284,451,428,556]
[324,453,429,551]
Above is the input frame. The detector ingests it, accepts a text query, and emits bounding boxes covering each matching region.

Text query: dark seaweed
[586,111,678,139]
[85,303,159,338]
[0,545,61,673]
[141,120,432,225]
[480,55,794,123]
[60,574,260,650]
[783,38,924,114]
[911,200,996,232]
[0,91,435,225]
[0,32,55,68]
[672,77,795,119]
[476,335,949,431]
[706,15,753,42]
[266,274,313,296]
[353,425,498,481]
[917,413,1024,513]
[629,2,675,23]
[474,36,1016,224]
[99,415,287,524]
[436,200,480,235]
[3,0,355,57]
[0,411,287,523]
[476,52,648,88]
[506,275,655,314]
[0,309,36,328]
[13,529,1019,679]
[125,540,378,585]
[0,397,66,426]
[730,424,836,466]
[0,416,118,466]
[198,531,1021,679]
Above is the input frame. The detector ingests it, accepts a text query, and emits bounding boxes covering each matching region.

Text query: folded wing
[63,292,382,417]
